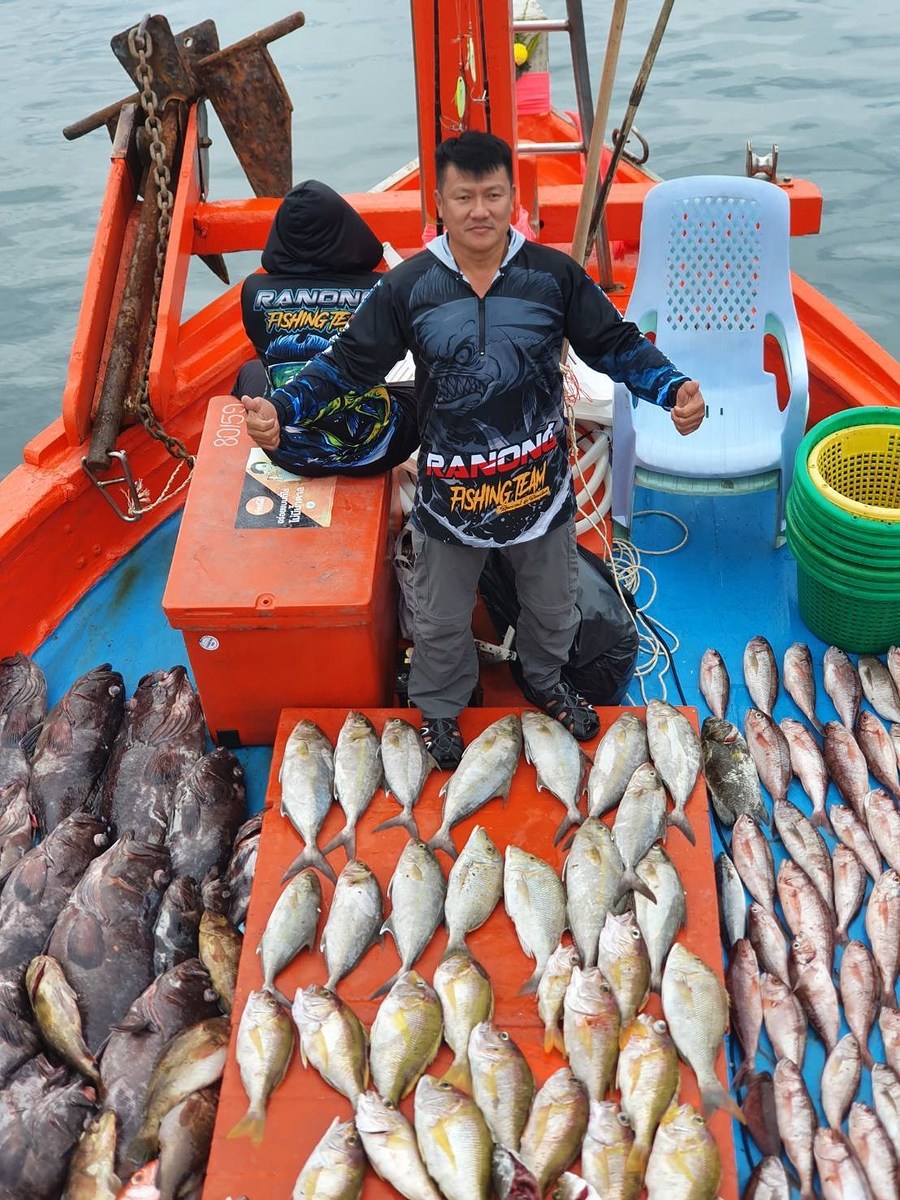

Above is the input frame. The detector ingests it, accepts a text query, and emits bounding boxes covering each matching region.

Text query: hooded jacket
[269,230,688,548]
[240,180,415,473]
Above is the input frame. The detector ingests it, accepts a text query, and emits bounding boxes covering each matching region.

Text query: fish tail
[810,808,833,836]
[861,1042,876,1069]
[666,807,696,846]
[811,715,825,735]
[518,964,542,996]
[552,809,583,847]
[650,967,662,994]
[625,1142,650,1178]
[322,823,356,860]
[281,842,336,884]
[426,826,458,860]
[370,968,401,1000]
[836,925,849,946]
[125,1129,156,1166]
[263,981,292,1008]
[543,1023,567,1057]
[731,1057,754,1090]
[227,1106,266,1145]
[373,810,420,840]
[615,867,657,905]
[440,1056,472,1092]
[701,1075,745,1124]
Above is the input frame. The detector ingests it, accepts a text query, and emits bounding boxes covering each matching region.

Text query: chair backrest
[627,175,796,381]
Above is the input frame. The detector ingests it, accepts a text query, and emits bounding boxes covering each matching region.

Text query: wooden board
[203,706,739,1200]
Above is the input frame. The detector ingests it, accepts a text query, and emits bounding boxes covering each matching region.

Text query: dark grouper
[0,652,47,792]
[0,1055,97,1200]
[47,833,170,1053]
[29,664,125,834]
[100,958,220,1179]
[0,812,108,976]
[167,748,246,882]
[101,666,205,845]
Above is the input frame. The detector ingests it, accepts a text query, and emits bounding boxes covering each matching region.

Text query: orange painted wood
[151,106,202,421]
[204,705,739,1200]
[191,178,823,258]
[61,156,136,446]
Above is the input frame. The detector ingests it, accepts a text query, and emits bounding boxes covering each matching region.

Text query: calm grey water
[1,0,897,475]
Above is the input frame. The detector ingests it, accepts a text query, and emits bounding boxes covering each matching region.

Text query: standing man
[243,132,704,769]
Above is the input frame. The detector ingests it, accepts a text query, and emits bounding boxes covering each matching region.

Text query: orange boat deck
[205,706,738,1200]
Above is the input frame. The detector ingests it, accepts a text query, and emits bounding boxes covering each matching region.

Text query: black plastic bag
[478,542,639,705]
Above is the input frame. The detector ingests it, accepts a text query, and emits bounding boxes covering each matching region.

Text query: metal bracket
[82,450,144,523]
[475,626,518,664]
[613,124,650,165]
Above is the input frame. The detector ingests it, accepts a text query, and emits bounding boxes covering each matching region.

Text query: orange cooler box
[163,397,399,745]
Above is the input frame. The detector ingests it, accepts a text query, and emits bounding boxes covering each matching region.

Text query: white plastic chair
[611,175,809,546]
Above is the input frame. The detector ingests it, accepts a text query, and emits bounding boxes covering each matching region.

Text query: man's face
[434,164,515,260]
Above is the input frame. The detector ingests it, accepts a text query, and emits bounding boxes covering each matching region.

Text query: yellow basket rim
[807,424,900,524]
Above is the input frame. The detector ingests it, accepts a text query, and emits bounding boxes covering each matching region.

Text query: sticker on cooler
[236,448,336,530]
[213,400,246,447]
[198,635,220,651]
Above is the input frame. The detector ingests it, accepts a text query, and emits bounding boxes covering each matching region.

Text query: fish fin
[373,811,420,839]
[615,867,656,905]
[518,964,542,996]
[322,823,356,860]
[666,808,696,846]
[426,827,458,860]
[226,1107,266,1146]
[281,843,337,885]
[370,968,401,1000]
[543,1025,567,1056]
[440,1057,472,1092]
[809,809,833,837]
[552,810,582,847]
[701,1076,745,1123]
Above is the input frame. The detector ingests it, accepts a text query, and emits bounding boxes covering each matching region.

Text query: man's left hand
[672,380,705,435]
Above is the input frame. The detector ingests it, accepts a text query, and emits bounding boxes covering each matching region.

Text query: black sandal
[529,679,600,741]
[420,716,465,770]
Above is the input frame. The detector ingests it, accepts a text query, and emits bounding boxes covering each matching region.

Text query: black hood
[261,180,384,276]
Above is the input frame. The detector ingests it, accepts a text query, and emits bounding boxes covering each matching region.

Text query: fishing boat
[2,3,899,1198]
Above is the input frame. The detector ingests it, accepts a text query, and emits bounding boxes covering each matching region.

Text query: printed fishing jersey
[270,230,689,547]
[240,179,410,471]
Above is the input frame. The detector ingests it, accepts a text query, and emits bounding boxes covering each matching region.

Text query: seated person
[234,179,418,476]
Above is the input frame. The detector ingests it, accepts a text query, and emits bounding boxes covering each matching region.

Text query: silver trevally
[427,715,522,859]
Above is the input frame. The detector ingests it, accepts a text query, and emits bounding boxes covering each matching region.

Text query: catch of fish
[11,629,899,1200]
[701,636,900,1200]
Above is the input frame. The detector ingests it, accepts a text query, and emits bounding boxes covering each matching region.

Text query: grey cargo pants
[407,519,579,718]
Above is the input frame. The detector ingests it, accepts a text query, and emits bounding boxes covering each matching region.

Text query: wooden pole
[585,0,676,257]
[570,0,629,286]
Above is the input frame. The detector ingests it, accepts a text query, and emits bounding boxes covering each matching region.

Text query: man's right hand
[240,395,281,451]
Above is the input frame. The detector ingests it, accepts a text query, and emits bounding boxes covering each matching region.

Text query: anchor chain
[127,15,194,483]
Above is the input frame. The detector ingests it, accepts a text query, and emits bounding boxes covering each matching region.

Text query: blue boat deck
[32,481,895,1191]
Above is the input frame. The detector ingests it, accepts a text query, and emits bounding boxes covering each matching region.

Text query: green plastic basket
[786,491,900,573]
[794,559,900,653]
[793,407,900,542]
[787,406,900,651]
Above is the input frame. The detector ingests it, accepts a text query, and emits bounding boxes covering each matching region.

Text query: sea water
[0,0,896,475]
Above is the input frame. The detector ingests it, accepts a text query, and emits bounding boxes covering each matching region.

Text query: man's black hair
[435,131,514,190]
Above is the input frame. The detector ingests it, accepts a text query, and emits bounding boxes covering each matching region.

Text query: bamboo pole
[585,0,676,257]
[570,0,629,285]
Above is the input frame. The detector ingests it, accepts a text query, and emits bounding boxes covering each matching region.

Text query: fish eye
[499,1031,509,1041]
[439,1081,453,1091]
[617,1112,631,1127]
[631,928,642,940]
[654,1020,668,1033]
[384,1100,396,1110]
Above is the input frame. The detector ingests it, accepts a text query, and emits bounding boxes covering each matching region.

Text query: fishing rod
[584,0,676,262]
[570,0,629,289]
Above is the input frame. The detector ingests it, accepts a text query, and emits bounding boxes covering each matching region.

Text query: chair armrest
[765,311,810,438]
